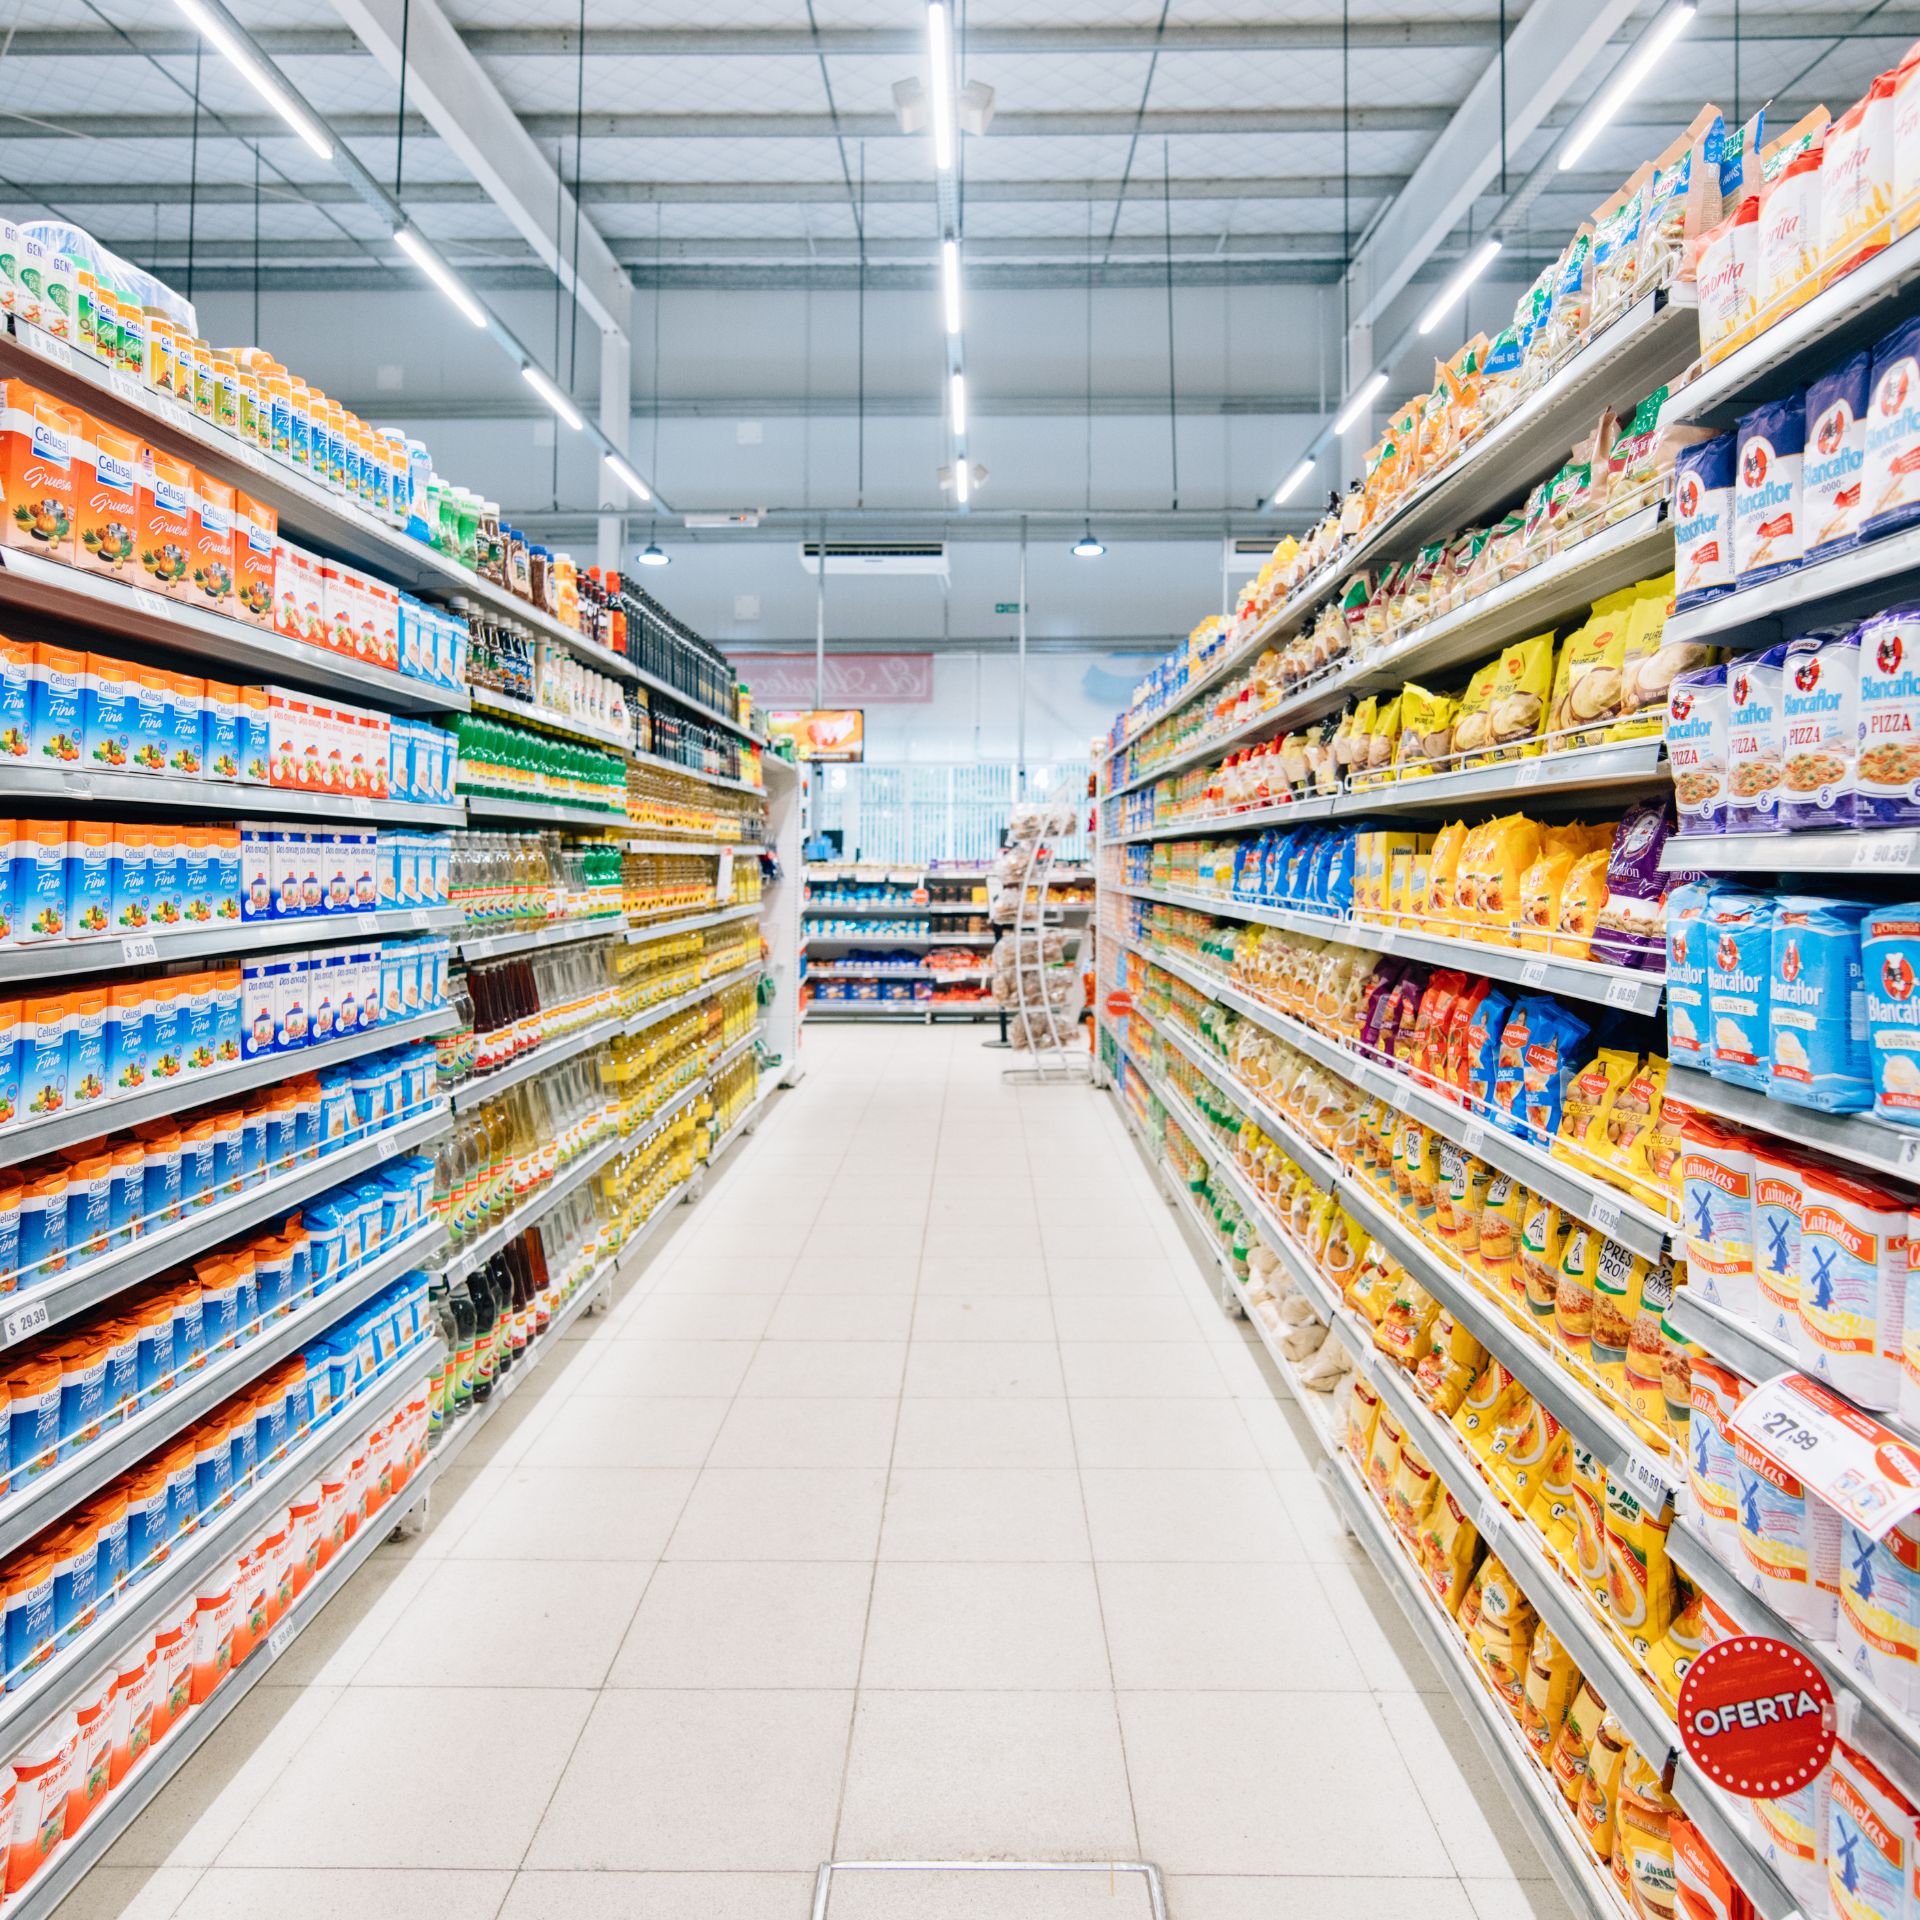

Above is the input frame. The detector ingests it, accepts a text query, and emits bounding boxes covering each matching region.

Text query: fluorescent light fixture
[955,459,971,504]
[1417,238,1503,335]
[393,227,487,329]
[950,371,967,434]
[171,0,333,160]
[1558,5,1695,170]
[941,238,962,335]
[927,2,955,172]
[636,542,670,567]
[1271,456,1317,506]
[522,364,583,431]
[1333,371,1388,437]
[1072,529,1105,558]
[603,453,652,504]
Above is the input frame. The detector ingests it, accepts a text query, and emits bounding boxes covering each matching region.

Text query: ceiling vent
[1224,535,1279,574]
[797,541,951,577]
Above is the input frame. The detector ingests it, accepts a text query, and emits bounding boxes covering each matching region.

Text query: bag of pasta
[1519,1623,1581,1757]
[1487,633,1555,759]
[1518,844,1577,951]
[1451,659,1501,765]
[1417,1489,1482,1614]
[1554,849,1613,958]
[1395,683,1457,776]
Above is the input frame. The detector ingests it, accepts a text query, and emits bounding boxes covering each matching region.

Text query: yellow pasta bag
[1605,1054,1665,1197]
[1519,1623,1580,1757]
[1464,813,1543,938]
[1519,1193,1566,1331]
[1453,1156,1491,1264]
[1452,1356,1521,1451]
[1365,1401,1405,1501]
[1422,819,1469,926]
[1570,1440,1610,1603]
[1553,848,1611,958]
[1388,1440,1440,1539]
[1577,1714,1630,1860]
[1417,1489,1481,1614]
[1549,1683,1606,1805]
[1547,597,1630,748]
[1464,1556,1537,1712]
[1604,1470,1676,1654]
[1364,691,1403,781]
[1626,1069,1685,1215]
[1610,577,1686,737]
[1503,1401,1564,1507]
[1528,1427,1580,1558]
[1345,1374,1380,1462]
[1477,1172,1526,1302]
[1554,1049,1639,1165]
[1823,73,1897,283]
[1553,1220,1600,1362]
[1517,846,1576,951]
[1644,1580,1717,1708]
[1395,684,1457,776]
[1451,659,1501,765]
[1614,1744,1680,1910]
[1486,633,1555,759]
[1590,1237,1651,1402]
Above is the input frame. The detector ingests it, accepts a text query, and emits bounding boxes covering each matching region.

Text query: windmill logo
[1692,1185,1717,1243]
[1739,1477,1763,1537]
[1836,1825,1863,1896]
[1806,1243,1839,1313]
[1693,1419,1711,1475]
[1766,1213,1792,1275]
[1852,1532,1878,1605]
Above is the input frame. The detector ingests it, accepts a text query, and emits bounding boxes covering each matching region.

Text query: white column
[598,323,632,572]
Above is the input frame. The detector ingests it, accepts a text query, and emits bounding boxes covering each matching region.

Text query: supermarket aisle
[78,1026,1572,1920]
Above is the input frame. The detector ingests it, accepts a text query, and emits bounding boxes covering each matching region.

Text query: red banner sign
[1105,992,1134,1017]
[1677,1634,1835,1797]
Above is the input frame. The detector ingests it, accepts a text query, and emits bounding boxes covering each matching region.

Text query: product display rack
[466,685,635,753]
[624,901,762,945]
[463,794,629,830]
[0,766,467,829]
[448,1015,623,1111]
[453,915,626,963]
[628,745,766,795]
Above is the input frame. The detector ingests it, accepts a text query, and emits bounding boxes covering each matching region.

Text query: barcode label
[3,1300,50,1344]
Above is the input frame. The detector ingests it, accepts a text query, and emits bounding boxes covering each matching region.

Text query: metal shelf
[1657,830,1920,875]
[450,1015,621,1112]
[0,765,464,828]
[707,1026,764,1079]
[1112,737,1668,842]
[627,745,764,795]
[1667,1063,1920,1180]
[628,668,766,747]
[1666,521,1920,651]
[1666,1289,1800,1386]
[624,901,761,944]
[463,793,627,830]
[453,916,624,962]
[0,1330,437,1759]
[468,686,633,752]
[0,1098,450,1353]
[1662,225,1920,429]
[621,961,762,1038]
[1122,885,1663,1016]
[0,542,465,716]
[0,905,459,985]
[0,1220,442,1564]
[623,837,750,856]
[0,1006,455,1173]
[441,1129,625,1286]
[804,930,987,948]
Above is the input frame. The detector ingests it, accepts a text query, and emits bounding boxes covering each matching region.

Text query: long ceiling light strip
[1559,5,1696,170]
[393,226,486,328]
[1416,236,1502,335]
[172,0,669,512]
[926,2,975,506]
[1270,456,1317,507]
[927,1,956,175]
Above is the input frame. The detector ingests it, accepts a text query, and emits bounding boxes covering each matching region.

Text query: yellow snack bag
[1453,1157,1491,1264]
[1550,590,1635,745]
[1486,633,1554,759]
[1603,1469,1676,1655]
[1395,683,1457,776]
[1570,1441,1610,1602]
[1519,1623,1579,1757]
[1519,1193,1566,1331]
[1517,846,1576,951]
[1452,1357,1521,1450]
[1417,1489,1481,1614]
[1553,848,1611,958]
[1614,1744,1681,1911]
[1644,1580,1715,1708]
[1451,659,1501,765]
[1423,819,1469,926]
[1364,691,1403,779]
[1554,1049,1639,1165]
[1616,1056,1672,1206]
[1464,813,1543,938]
[1549,1683,1606,1805]
[1577,1714,1630,1859]
[1388,1441,1440,1539]
[1528,1427,1580,1559]
[1365,1402,1405,1501]
[1464,1556,1537,1712]
[1504,1402,1563,1507]
[1345,1375,1380,1462]
[1590,1237,1651,1401]
[1477,1172,1526,1303]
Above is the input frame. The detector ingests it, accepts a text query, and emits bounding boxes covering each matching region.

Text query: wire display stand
[994,799,1089,1085]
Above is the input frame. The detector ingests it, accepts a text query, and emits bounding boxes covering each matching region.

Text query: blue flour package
[1856,603,1920,825]
[1705,889,1774,1092]
[1767,895,1872,1113]
[1805,349,1870,558]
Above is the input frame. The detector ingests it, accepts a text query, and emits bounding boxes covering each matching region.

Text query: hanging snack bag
[1769,895,1873,1111]
[1485,634,1554,761]
[1705,888,1774,1090]
[1820,72,1896,285]
[1674,433,1737,604]
[1725,641,1787,832]
[1734,393,1808,584]
[1863,314,1920,540]
[1553,848,1613,960]
[1781,623,1862,827]
[1805,350,1871,557]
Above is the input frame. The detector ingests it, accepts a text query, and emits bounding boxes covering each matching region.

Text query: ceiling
[0,0,1906,653]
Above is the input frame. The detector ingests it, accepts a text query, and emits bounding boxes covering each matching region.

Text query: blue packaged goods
[1667,664,1728,831]
[1862,905,1920,1127]
[1767,896,1873,1112]
[1857,604,1920,824]
[1863,314,1920,542]
[1675,433,1737,604]
[1805,350,1870,557]
[1734,394,1807,584]
[1781,626,1861,829]
[1706,890,1774,1091]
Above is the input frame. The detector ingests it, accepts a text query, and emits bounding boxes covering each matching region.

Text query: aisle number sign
[1729,1372,1920,1539]
[769,709,865,761]
[1677,1635,1836,1797]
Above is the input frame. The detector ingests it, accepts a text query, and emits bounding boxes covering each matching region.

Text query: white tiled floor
[77,1025,1577,1920]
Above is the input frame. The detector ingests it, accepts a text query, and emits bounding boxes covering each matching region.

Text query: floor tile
[217,1688,593,1868]
[608,1560,873,1688]
[1119,1690,1453,1876]
[446,1467,696,1562]
[879,1469,1090,1561]
[910,1297,1058,1343]
[891,1398,1079,1469]
[1058,1342,1233,1399]
[171,1870,512,1920]
[519,1396,731,1469]
[1165,1878,1476,1920]
[706,1396,901,1468]
[1067,1399,1262,1469]
[738,1341,908,1398]
[824,1868,1156,1918]
[53,1868,201,1920]
[1382,1692,1550,1879]
[785,1256,922,1296]
[916,1255,1051,1296]
[524,1690,853,1870]
[572,1340,758,1397]
[1044,1257,1183,1297]
[616,1294,780,1341]
[1049,1298,1209,1344]
[1463,1881,1581,1920]
[1079,1470,1304,1563]
[764,1293,916,1341]
[667,1467,888,1560]
[653,1254,798,1295]
[497,1873,814,1920]
[860,1562,1111,1689]
[902,1341,1066,1398]
[836,1691,1136,1861]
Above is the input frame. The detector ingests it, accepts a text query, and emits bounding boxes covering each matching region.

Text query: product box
[84,652,132,772]
[0,380,78,561]
[273,955,311,1052]
[269,831,304,918]
[266,689,308,790]
[148,825,185,930]
[188,474,235,612]
[176,974,217,1075]
[346,832,377,910]
[66,819,112,937]
[319,562,359,659]
[138,446,194,598]
[238,829,273,921]
[165,672,204,777]
[0,639,27,762]
[232,492,276,624]
[0,996,21,1126]
[273,543,325,649]
[66,988,105,1109]
[203,679,240,781]
[310,950,347,1044]
[365,580,399,668]
[239,687,269,784]
[212,965,242,1064]
[179,825,215,925]
[13,818,65,941]
[28,643,84,768]
[73,416,140,579]
[19,993,67,1116]
[346,944,380,1031]
[112,823,151,932]
[240,957,276,1060]
[127,662,169,774]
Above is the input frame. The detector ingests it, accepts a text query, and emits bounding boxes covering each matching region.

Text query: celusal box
[73,415,139,579]
[137,445,193,598]
[233,492,276,624]
[0,380,78,561]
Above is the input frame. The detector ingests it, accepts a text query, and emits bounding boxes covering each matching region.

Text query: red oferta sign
[1676,1634,1836,1797]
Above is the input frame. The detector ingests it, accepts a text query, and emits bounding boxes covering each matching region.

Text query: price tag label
[20,328,72,370]
[1855,833,1920,870]
[120,935,158,965]
[1464,1121,1487,1155]
[1520,961,1547,988]
[356,912,380,935]
[1618,1449,1671,1511]
[108,369,140,403]
[3,1300,50,1345]
[1901,1135,1920,1169]
[349,797,374,817]
[1606,976,1645,1009]
[407,910,428,930]
[1730,1372,1920,1538]
[1476,1492,1505,1541]
[266,1620,296,1662]
[1517,759,1545,787]
[1590,1195,1622,1235]
[130,587,168,619]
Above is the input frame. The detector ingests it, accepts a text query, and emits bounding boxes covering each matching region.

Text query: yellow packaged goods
[1519,1624,1580,1757]
[1477,1172,1526,1301]
[1519,1194,1566,1330]
[1591,1237,1652,1401]
[1388,1442,1441,1539]
[1345,1374,1380,1462]
[1460,813,1543,938]
[1503,1402,1564,1507]
[1364,692,1403,779]
[1379,1272,1441,1367]
[1604,1470,1676,1654]
[1451,660,1501,764]
[1645,1582,1722,1707]
[1577,1714,1630,1859]
[1529,1428,1581,1558]
[1395,684,1456,776]
[1416,1490,1481,1614]
[1693,191,1761,365]
[1453,1357,1522,1449]
[1549,1682,1607,1804]
[1486,634,1555,759]
[1553,1222,1601,1361]
[1548,596,1633,745]
[1821,72,1896,284]
[1614,1746,1681,1916]
[1553,848,1612,958]
[1556,1050,1639,1161]
[1605,1056,1666,1194]
[1614,575,1708,733]
[1464,1556,1538,1712]
[1754,109,1832,335]
[1623,1252,1678,1437]
[1518,846,1577,951]
[1365,1401,1405,1501]
[1571,1441,1611,1602]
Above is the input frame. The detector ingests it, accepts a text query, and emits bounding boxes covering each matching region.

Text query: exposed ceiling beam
[318,391,1331,421]
[1347,0,1642,332]
[3,13,1907,55]
[324,0,632,337]
[0,100,1823,141]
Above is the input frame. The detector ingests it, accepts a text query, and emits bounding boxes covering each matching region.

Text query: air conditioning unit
[797,541,950,578]
[1223,535,1277,574]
